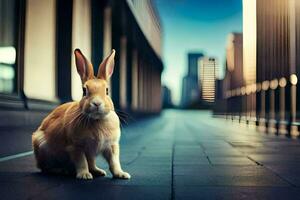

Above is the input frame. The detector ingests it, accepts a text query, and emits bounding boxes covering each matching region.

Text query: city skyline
[154,0,242,105]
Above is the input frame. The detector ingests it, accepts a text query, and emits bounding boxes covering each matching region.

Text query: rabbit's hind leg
[32,130,74,175]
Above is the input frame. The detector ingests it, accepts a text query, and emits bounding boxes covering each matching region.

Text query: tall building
[222,33,244,117]
[162,85,173,108]
[226,33,243,89]
[188,53,204,77]
[213,79,227,114]
[181,53,204,107]
[0,0,163,129]
[180,52,204,108]
[199,57,218,103]
[181,75,199,107]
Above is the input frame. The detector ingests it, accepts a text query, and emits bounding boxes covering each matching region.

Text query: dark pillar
[56,0,73,103]
[91,0,105,71]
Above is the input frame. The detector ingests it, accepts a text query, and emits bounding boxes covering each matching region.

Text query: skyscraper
[188,53,204,77]
[226,33,243,89]
[180,52,204,107]
[222,33,244,118]
[199,57,218,103]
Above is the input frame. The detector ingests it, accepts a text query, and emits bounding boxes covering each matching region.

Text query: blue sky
[154,0,243,105]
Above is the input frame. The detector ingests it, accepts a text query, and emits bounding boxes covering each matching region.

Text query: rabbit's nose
[91,101,102,108]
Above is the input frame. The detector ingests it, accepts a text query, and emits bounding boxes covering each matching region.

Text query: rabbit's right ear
[97,49,115,80]
[74,49,94,84]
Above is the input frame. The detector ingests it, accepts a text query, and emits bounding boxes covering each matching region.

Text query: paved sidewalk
[1,110,300,199]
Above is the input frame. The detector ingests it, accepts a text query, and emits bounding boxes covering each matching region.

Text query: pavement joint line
[246,156,263,166]
[206,155,212,165]
[125,148,143,165]
[264,165,298,187]
[171,143,175,200]
[0,150,33,162]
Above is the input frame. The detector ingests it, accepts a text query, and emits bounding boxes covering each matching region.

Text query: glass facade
[0,0,17,94]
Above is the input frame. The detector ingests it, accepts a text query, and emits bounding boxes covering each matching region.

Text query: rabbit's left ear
[74,49,94,84]
[97,49,115,80]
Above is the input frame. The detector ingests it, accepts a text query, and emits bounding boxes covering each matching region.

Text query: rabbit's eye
[106,88,109,95]
[82,87,87,96]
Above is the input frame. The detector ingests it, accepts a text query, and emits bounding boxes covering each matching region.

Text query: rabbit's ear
[97,49,115,80]
[74,49,94,84]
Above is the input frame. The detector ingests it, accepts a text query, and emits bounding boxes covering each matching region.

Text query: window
[0,0,18,94]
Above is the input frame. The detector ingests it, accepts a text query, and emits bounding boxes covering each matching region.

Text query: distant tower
[199,57,218,103]
[226,33,244,89]
[181,53,204,107]
[188,53,204,77]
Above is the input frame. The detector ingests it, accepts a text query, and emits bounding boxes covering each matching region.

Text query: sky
[154,0,243,105]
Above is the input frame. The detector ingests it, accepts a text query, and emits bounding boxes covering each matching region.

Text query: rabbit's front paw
[113,171,131,179]
[90,167,106,177]
[76,171,93,180]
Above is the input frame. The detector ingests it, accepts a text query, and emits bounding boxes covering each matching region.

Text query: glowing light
[262,81,270,90]
[0,64,14,79]
[279,77,287,87]
[256,83,262,92]
[270,79,278,89]
[290,74,298,85]
[241,86,246,95]
[0,47,16,65]
[246,85,251,95]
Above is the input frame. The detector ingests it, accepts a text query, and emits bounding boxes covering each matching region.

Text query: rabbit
[32,49,130,180]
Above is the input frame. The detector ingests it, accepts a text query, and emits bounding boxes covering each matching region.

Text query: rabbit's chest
[80,126,120,154]
[72,111,120,154]
[96,127,120,152]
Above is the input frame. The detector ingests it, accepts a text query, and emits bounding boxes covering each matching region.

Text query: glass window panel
[0,0,17,94]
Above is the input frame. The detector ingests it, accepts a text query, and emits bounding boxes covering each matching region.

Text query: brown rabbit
[32,49,130,180]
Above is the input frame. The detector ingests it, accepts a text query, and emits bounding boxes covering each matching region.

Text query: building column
[131,49,138,111]
[126,40,133,112]
[138,57,143,112]
[258,82,268,132]
[268,79,278,133]
[119,36,127,109]
[278,78,287,134]
[111,1,121,109]
[91,0,106,68]
[289,74,299,136]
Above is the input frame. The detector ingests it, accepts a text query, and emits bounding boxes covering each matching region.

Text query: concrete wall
[24,0,56,101]
[71,0,92,101]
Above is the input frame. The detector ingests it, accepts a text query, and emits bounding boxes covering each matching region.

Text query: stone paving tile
[249,154,300,165]
[266,164,300,186]
[36,184,171,200]
[204,150,245,157]
[0,127,35,157]
[174,151,206,158]
[174,164,290,187]
[175,186,300,200]
[0,156,37,173]
[209,157,256,165]
[0,172,72,200]
[173,157,210,165]
[174,174,289,187]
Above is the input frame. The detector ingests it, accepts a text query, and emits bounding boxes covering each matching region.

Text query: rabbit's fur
[32,49,130,179]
